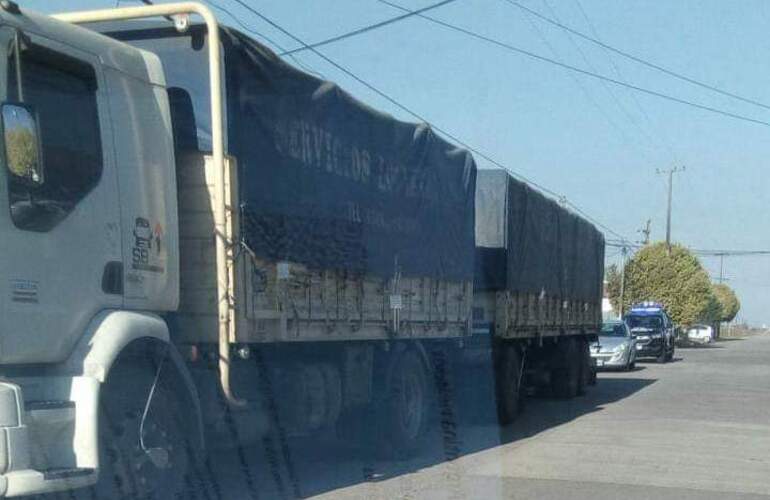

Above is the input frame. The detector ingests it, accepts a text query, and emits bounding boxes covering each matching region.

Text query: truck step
[4,467,97,496]
[24,398,79,477]
[25,400,75,411]
[42,467,94,481]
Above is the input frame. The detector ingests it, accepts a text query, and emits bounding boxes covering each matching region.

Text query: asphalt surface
[301,335,770,500]
[35,334,770,500]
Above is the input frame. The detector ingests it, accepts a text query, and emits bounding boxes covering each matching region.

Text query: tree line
[606,242,740,326]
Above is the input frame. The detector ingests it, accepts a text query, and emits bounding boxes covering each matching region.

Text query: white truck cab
[0,3,203,496]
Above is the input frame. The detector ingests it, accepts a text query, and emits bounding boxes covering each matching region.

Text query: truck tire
[95,361,191,500]
[379,349,430,457]
[494,343,522,425]
[551,338,580,399]
[577,339,591,395]
[657,345,668,364]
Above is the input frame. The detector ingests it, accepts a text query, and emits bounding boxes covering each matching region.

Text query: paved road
[197,334,770,500]
[35,334,770,500]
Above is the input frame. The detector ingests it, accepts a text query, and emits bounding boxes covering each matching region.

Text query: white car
[687,324,715,344]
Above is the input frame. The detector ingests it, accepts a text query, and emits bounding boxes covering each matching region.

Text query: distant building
[602,280,618,321]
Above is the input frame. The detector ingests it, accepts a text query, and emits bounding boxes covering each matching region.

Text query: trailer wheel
[380,349,429,457]
[551,338,580,399]
[494,343,522,425]
[577,339,592,395]
[95,362,190,500]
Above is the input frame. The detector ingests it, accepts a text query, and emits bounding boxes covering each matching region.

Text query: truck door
[0,28,122,364]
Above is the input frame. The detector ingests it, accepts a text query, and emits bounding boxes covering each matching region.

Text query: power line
[518,1,642,160]
[501,0,770,113]
[224,0,632,243]
[605,239,770,256]
[605,240,643,249]
[605,248,623,260]
[374,0,770,128]
[204,0,326,78]
[279,0,458,56]
[566,202,629,242]
[539,0,658,152]
[228,0,556,197]
[571,0,681,164]
[694,250,770,257]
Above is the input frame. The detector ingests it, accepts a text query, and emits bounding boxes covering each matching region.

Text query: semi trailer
[0,2,604,497]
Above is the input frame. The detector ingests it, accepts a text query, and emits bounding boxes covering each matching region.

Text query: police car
[624,302,676,363]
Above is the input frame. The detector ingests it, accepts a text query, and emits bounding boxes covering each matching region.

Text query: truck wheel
[494,343,522,425]
[551,338,580,399]
[95,362,190,500]
[577,339,591,395]
[380,349,430,457]
[657,346,668,364]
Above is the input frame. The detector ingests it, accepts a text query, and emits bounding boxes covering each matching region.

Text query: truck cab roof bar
[53,3,243,407]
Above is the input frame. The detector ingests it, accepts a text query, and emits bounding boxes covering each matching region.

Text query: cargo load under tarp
[105,23,476,281]
[475,169,604,302]
[101,23,475,343]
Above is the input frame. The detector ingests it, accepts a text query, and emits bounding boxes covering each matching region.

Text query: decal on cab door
[131,217,165,274]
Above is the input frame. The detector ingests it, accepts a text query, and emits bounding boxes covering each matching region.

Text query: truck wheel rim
[105,407,186,498]
[401,371,424,439]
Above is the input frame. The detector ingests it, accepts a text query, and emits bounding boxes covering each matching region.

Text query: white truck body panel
[105,65,179,310]
[0,25,123,364]
[0,8,178,364]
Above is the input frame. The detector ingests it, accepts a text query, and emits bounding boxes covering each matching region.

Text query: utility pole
[619,244,628,318]
[637,219,651,245]
[657,166,685,253]
[718,253,725,284]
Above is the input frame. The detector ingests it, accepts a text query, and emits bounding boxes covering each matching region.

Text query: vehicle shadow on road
[220,365,657,500]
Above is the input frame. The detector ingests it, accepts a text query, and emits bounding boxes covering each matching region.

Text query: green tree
[712,283,740,322]
[605,263,622,313]
[606,242,720,326]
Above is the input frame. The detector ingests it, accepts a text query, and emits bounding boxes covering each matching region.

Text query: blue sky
[29,0,770,325]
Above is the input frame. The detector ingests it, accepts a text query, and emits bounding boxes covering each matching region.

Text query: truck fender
[66,309,205,453]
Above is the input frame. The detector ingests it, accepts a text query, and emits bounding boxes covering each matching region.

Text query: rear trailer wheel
[551,338,580,399]
[494,343,522,425]
[380,349,430,457]
[95,362,191,500]
[577,339,591,395]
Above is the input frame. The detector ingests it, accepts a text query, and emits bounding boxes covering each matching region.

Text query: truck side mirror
[2,103,43,186]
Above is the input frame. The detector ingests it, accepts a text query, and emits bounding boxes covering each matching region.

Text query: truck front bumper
[0,382,30,497]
